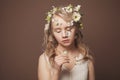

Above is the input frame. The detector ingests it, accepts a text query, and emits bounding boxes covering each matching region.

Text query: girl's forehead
[52,15,69,28]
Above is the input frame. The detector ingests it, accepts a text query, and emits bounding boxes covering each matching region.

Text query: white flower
[52,6,57,14]
[65,7,72,13]
[46,12,52,23]
[63,50,68,55]
[48,12,52,17]
[67,22,71,26]
[72,12,81,22]
[74,5,81,11]
[67,20,74,26]
[65,4,73,13]
[44,24,49,30]
[62,7,65,11]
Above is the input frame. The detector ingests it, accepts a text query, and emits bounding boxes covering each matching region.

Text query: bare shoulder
[88,60,95,80]
[88,60,94,72]
[88,60,94,68]
[38,53,51,80]
[38,53,45,63]
[38,53,48,66]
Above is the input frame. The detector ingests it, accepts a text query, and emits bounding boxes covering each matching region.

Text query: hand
[54,54,69,71]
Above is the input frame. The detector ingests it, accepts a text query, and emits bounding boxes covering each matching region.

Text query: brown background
[1,0,120,80]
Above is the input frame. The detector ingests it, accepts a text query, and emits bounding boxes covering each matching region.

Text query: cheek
[70,29,76,38]
[53,33,61,41]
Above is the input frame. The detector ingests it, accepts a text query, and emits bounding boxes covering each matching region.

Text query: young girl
[38,4,95,80]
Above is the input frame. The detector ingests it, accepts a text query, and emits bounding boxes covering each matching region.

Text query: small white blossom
[67,22,70,26]
[67,20,74,26]
[46,12,52,23]
[63,50,68,55]
[65,7,72,13]
[72,12,81,22]
[62,7,65,11]
[70,20,74,26]
[48,13,52,17]
[65,4,73,13]
[52,6,57,14]
[74,5,81,11]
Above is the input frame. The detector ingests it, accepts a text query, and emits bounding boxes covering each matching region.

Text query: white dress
[44,53,89,80]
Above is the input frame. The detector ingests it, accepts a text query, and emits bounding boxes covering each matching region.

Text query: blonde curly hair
[43,4,94,66]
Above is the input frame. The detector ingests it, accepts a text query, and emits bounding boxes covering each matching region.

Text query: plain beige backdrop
[1,0,120,80]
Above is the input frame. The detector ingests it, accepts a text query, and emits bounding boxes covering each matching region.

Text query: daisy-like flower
[67,20,74,26]
[65,4,73,13]
[51,6,57,14]
[45,12,52,23]
[74,5,81,11]
[72,12,81,22]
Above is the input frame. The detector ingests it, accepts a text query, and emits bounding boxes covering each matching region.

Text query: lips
[62,39,70,43]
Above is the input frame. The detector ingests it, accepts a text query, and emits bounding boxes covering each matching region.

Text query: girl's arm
[88,60,95,80]
[38,53,61,80]
[38,53,69,80]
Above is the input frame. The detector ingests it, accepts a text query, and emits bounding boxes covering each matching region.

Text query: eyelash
[56,31,61,33]
[55,30,61,33]
[55,28,72,33]
[66,28,71,31]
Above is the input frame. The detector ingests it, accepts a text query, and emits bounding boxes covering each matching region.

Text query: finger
[58,55,69,59]
[60,59,70,64]
[55,58,70,66]
[55,55,69,60]
[55,57,69,62]
[58,58,70,64]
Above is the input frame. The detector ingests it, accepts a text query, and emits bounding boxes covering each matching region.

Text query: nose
[62,30,67,38]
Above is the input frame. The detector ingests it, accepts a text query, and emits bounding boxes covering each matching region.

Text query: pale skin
[38,15,95,80]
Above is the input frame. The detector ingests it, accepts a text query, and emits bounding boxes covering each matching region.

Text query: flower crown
[45,4,83,30]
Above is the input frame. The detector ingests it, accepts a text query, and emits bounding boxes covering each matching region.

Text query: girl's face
[51,15,76,47]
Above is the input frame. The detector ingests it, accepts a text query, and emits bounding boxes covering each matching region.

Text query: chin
[61,43,72,47]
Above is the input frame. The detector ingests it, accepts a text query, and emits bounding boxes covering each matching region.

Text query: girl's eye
[66,27,72,31]
[55,29,61,33]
